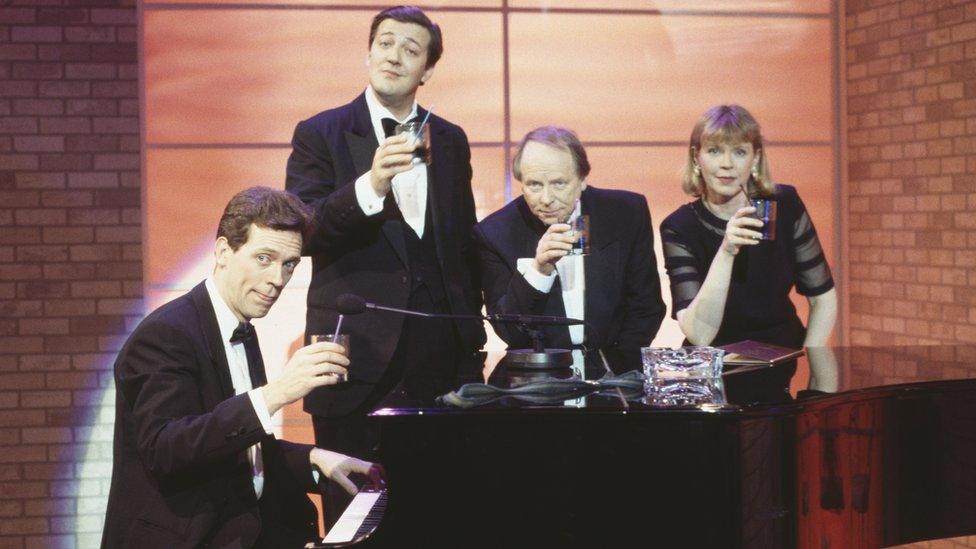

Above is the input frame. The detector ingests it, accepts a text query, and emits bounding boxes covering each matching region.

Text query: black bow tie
[380,117,398,138]
[380,116,418,138]
[230,322,254,344]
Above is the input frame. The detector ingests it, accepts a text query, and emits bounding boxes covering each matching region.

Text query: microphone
[335,293,367,315]
[332,294,584,326]
[334,293,459,319]
[331,294,587,371]
[486,313,584,327]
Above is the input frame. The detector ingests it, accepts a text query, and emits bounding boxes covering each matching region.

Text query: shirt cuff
[248,389,275,435]
[354,171,386,216]
[516,257,556,293]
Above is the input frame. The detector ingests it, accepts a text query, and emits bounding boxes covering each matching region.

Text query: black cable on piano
[435,370,646,408]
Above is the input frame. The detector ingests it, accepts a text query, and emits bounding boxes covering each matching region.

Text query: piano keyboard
[316,488,387,546]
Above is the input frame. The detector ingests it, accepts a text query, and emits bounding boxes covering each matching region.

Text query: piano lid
[371,344,976,415]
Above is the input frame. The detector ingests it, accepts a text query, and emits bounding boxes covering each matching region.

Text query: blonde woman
[660,105,837,348]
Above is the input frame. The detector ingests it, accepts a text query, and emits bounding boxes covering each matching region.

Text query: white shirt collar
[365,85,419,142]
[567,198,582,224]
[205,277,244,344]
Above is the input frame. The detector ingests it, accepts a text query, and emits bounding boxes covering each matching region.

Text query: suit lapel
[345,94,409,269]
[345,93,380,179]
[189,283,235,400]
[380,203,409,269]
[346,131,376,177]
[582,190,618,345]
[423,107,447,238]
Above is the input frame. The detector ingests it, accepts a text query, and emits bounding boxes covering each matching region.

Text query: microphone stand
[502,322,573,370]
[360,301,580,370]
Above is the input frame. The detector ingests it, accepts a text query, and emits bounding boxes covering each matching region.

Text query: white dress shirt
[205,278,274,498]
[516,201,587,379]
[353,86,429,238]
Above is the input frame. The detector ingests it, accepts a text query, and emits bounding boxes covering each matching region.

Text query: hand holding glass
[311,333,350,383]
[395,121,431,165]
[567,215,590,256]
[749,199,777,241]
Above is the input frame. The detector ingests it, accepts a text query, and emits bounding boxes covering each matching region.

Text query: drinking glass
[311,333,350,382]
[567,214,590,256]
[750,198,777,241]
[395,121,431,165]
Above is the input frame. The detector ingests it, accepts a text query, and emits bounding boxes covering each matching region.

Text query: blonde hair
[682,105,774,198]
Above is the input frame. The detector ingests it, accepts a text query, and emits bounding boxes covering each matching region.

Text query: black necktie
[230,322,266,388]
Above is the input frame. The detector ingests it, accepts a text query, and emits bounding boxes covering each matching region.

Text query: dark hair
[369,5,443,69]
[217,186,314,251]
[512,126,591,181]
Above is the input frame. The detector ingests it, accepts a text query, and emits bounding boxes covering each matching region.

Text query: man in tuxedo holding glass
[285,5,485,526]
[102,187,376,549]
[475,126,667,375]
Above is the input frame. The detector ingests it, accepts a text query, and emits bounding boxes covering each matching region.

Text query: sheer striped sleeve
[661,223,702,317]
[791,203,834,297]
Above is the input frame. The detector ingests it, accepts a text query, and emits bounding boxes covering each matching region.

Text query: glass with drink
[567,214,590,256]
[749,198,777,241]
[395,120,431,165]
[310,333,350,383]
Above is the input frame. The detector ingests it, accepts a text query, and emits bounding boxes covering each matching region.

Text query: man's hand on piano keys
[310,448,385,496]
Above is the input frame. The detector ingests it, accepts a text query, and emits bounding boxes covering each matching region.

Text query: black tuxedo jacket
[102,283,319,549]
[474,186,666,372]
[286,93,485,416]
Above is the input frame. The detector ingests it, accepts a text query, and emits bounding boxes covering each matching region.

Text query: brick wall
[0,1,140,547]
[846,0,976,346]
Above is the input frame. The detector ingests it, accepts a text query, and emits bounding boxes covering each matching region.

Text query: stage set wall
[0,0,974,547]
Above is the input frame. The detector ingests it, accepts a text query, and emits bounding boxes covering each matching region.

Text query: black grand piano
[312,345,976,548]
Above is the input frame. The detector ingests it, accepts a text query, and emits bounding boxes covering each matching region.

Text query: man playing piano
[102,187,378,549]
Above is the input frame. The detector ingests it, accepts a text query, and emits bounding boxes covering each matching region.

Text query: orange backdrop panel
[146,0,501,5]
[141,3,839,534]
[144,10,504,144]
[145,145,507,290]
[145,148,292,289]
[144,0,829,11]
[470,147,508,220]
[508,13,832,143]
[142,6,837,375]
[511,0,830,13]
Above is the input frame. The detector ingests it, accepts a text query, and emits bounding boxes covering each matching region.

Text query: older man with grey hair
[474,126,666,374]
